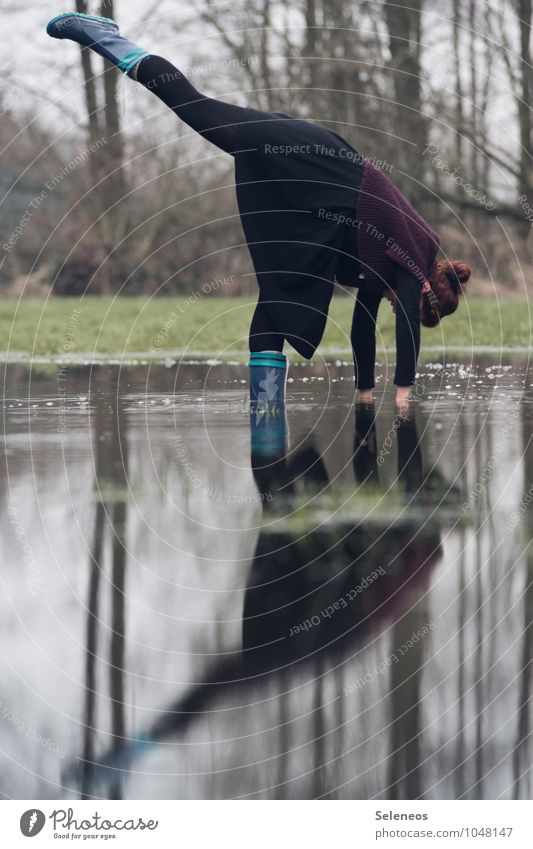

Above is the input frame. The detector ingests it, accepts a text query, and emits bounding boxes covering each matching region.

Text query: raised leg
[47,12,250,154]
[134,55,250,154]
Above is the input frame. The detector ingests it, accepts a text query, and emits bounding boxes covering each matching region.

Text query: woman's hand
[395,386,411,414]
[358,389,374,405]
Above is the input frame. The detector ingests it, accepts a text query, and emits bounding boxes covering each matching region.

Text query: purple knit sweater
[356,161,440,290]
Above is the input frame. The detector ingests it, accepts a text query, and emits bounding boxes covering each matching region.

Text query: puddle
[1,358,532,799]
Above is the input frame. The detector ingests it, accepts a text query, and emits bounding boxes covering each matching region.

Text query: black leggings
[351,287,381,389]
[136,56,285,352]
[136,55,246,152]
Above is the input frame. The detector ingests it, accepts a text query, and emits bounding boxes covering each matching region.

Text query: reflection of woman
[71,408,445,792]
[245,410,443,671]
[48,12,471,409]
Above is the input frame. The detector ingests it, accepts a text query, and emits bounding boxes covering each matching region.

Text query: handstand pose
[47,12,471,409]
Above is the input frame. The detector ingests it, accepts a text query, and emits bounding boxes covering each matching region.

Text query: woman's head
[420,260,471,328]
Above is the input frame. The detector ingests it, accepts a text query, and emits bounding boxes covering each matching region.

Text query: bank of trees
[0,0,531,294]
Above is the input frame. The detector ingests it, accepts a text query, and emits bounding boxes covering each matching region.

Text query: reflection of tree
[311,663,327,799]
[81,444,105,800]
[388,598,425,800]
[108,390,128,800]
[75,408,447,799]
[513,402,533,799]
[454,414,468,798]
[474,416,484,798]
[361,412,440,801]
[80,369,129,800]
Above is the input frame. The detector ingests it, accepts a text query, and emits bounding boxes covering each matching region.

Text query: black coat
[235,109,365,358]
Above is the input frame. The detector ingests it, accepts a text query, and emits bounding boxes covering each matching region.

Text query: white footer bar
[2,800,532,848]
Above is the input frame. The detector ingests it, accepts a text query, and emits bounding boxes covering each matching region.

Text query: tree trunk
[469,0,480,186]
[259,0,274,110]
[73,0,127,293]
[453,0,464,164]
[518,0,533,195]
[304,0,320,114]
[75,0,101,159]
[384,0,426,199]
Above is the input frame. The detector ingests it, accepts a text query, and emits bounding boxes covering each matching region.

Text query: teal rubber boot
[249,351,288,416]
[47,11,150,76]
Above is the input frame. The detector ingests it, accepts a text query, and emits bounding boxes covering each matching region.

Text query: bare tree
[72,0,127,292]
[518,0,533,195]
[384,0,426,196]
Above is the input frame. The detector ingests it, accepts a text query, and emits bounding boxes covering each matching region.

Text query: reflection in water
[1,361,531,799]
[249,407,448,802]
[81,371,129,800]
[514,402,533,800]
[78,397,454,798]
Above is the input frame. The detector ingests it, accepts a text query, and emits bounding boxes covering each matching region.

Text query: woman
[47,12,471,409]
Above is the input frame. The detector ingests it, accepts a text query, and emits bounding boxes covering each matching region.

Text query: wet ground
[1,356,532,800]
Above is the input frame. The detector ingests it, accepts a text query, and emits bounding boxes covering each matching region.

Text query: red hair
[421,261,471,327]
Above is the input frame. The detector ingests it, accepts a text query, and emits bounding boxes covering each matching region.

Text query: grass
[0,294,530,360]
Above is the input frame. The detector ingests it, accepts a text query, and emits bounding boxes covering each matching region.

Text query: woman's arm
[394,267,423,401]
[351,287,382,399]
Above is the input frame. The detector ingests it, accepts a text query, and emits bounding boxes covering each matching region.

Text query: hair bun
[445,261,471,290]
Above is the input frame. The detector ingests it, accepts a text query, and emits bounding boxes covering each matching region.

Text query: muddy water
[1,358,532,799]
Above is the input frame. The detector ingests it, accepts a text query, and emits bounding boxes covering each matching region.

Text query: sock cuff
[249,352,287,369]
[119,47,151,74]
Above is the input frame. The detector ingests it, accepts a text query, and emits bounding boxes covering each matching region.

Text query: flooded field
[1,357,532,800]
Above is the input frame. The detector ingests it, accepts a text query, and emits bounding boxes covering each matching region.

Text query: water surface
[1,358,532,799]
